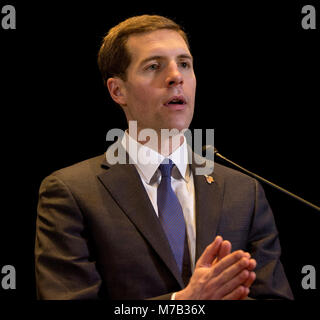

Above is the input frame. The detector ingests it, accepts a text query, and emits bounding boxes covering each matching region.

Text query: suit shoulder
[44,154,107,184]
[213,162,256,186]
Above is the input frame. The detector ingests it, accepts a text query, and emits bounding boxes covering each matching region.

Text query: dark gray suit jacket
[35,150,293,300]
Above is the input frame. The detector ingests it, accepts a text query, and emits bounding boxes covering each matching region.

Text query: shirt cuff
[171,292,177,300]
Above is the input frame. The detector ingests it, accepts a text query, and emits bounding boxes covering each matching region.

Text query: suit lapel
[97,142,224,284]
[98,154,185,288]
[191,158,224,262]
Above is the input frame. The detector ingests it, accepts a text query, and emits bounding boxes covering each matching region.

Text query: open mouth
[164,96,187,108]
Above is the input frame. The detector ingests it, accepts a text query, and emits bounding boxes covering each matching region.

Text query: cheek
[190,82,197,106]
[189,74,197,93]
[127,82,159,110]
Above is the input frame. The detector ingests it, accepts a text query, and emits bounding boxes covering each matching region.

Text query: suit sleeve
[35,174,103,299]
[248,180,294,300]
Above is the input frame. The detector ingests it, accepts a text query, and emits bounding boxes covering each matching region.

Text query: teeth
[170,99,183,104]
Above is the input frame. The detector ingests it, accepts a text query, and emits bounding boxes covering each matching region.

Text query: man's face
[116,29,196,134]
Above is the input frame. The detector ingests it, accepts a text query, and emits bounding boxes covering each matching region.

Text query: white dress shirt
[121,131,196,271]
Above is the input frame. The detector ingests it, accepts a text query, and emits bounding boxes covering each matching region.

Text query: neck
[127,127,185,156]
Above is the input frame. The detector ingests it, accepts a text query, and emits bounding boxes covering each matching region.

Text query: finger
[240,287,250,300]
[217,240,232,261]
[196,236,223,267]
[211,240,231,266]
[211,250,248,277]
[222,285,249,300]
[243,271,256,288]
[242,258,256,288]
[247,258,256,271]
[215,268,250,298]
[216,257,255,289]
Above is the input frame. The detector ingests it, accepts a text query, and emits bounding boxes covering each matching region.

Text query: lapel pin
[204,175,214,184]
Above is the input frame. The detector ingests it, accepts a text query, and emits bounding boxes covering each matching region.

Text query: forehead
[126,29,190,63]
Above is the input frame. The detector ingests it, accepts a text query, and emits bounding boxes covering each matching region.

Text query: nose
[165,62,183,88]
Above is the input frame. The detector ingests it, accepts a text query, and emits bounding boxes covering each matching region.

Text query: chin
[172,117,192,131]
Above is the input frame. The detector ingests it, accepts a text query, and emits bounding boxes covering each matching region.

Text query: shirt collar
[121,130,189,184]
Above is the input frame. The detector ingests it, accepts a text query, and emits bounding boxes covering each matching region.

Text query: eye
[146,63,160,71]
[180,61,191,69]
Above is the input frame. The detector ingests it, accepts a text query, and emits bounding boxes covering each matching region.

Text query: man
[35,15,293,300]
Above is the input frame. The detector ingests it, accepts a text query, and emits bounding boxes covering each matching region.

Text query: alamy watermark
[1,5,318,31]
[1,4,16,30]
[106,121,214,175]
[1,265,16,290]
[301,265,316,290]
[301,5,317,29]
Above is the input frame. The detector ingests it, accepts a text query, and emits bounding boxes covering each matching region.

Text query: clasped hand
[175,236,256,300]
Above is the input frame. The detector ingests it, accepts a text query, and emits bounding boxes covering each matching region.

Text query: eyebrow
[139,54,193,67]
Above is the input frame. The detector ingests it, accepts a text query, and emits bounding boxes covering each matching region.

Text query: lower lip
[164,103,186,110]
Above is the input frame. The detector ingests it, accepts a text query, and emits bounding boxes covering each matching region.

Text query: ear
[106,77,127,106]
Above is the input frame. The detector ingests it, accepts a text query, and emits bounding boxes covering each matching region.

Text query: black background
[0,0,319,312]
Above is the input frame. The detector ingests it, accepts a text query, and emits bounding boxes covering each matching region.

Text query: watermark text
[1,5,16,30]
[106,121,215,175]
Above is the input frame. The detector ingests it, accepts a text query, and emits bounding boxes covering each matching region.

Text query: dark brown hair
[97,15,189,84]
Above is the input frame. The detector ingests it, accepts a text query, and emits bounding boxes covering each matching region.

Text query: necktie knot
[159,159,174,178]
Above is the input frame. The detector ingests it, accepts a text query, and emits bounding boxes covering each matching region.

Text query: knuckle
[212,275,223,289]
[235,250,244,259]
[240,270,249,280]
[238,285,245,295]
[211,265,219,277]
[239,257,249,267]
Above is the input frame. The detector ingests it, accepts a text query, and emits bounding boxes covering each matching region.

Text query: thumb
[196,236,223,267]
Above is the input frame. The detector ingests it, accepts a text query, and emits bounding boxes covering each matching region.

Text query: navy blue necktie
[157,159,186,272]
